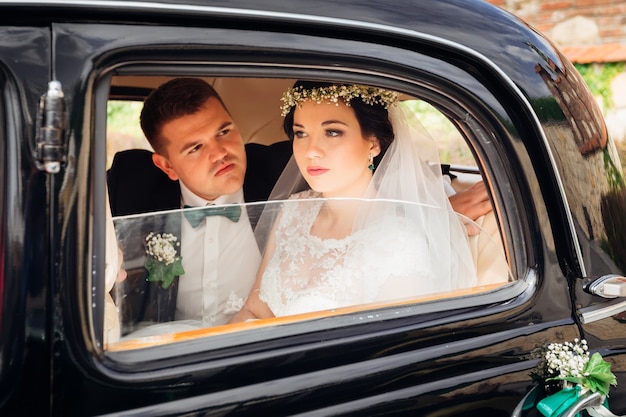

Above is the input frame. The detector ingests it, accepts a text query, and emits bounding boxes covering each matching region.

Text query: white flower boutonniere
[529,339,618,417]
[144,232,185,289]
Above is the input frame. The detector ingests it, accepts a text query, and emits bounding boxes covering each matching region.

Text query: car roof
[4,0,562,95]
[4,0,579,130]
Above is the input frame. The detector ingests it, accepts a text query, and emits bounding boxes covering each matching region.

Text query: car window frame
[78,30,542,372]
[95,69,526,362]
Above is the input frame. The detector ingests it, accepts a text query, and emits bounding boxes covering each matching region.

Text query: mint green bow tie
[183,204,242,227]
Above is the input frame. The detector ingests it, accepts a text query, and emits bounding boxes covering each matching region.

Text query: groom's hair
[282,81,394,167]
[140,77,228,155]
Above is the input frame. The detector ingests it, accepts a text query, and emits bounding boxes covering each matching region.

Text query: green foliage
[106,100,152,168]
[581,352,618,395]
[575,62,625,109]
[145,256,185,289]
[604,147,625,192]
[107,100,144,134]
[404,100,476,166]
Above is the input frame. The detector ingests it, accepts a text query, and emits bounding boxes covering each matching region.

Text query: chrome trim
[581,299,626,324]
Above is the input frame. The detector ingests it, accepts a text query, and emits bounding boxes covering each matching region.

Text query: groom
[108,77,290,332]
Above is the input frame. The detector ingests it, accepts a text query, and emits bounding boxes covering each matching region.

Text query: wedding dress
[256,102,477,317]
[259,191,436,316]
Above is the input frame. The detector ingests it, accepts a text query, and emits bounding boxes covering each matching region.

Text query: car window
[407,99,474,167]
[102,77,512,353]
[106,100,151,169]
[106,199,510,351]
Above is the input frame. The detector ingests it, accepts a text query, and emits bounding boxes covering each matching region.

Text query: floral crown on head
[280,84,399,116]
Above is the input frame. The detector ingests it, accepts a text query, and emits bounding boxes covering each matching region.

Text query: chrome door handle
[585,274,626,299]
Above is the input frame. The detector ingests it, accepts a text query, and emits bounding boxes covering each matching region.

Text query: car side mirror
[585,274,626,299]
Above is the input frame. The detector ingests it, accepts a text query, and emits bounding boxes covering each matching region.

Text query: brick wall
[486,0,626,45]
[485,1,626,144]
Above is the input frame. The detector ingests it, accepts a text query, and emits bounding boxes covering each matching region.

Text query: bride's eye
[294,130,308,139]
[326,129,342,137]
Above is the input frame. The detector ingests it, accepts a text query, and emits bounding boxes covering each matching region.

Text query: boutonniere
[530,339,617,417]
[144,232,185,289]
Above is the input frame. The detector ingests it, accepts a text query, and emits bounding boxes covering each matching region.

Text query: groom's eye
[217,127,231,137]
[188,144,202,154]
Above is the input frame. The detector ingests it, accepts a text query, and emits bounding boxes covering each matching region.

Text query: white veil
[360,102,477,291]
[256,100,477,303]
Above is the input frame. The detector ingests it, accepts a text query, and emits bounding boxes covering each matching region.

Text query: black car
[1,0,625,415]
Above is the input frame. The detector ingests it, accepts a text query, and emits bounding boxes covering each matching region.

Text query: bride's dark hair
[282,81,395,168]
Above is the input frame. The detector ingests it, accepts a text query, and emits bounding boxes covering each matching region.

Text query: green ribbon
[537,385,581,417]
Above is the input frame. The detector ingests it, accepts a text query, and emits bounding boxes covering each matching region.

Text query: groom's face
[152,97,247,201]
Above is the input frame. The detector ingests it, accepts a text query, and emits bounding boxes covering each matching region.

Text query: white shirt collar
[179,181,244,207]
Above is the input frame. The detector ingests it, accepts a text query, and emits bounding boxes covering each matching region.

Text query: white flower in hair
[280,84,399,116]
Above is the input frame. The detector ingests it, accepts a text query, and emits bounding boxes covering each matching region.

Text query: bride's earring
[368,153,375,171]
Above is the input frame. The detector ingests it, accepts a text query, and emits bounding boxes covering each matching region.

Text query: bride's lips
[215,162,235,176]
[307,166,329,176]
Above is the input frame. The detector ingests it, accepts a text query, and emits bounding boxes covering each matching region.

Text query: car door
[47,18,581,417]
[0,25,54,415]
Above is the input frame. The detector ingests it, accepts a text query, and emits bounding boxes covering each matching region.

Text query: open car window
[102,77,514,353]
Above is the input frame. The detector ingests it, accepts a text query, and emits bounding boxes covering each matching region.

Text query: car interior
[103,75,513,351]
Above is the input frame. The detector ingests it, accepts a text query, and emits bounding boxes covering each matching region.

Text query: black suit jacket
[107,142,292,332]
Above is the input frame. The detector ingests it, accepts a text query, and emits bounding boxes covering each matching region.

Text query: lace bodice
[259,190,439,317]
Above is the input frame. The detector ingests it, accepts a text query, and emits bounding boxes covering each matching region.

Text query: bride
[230,81,477,321]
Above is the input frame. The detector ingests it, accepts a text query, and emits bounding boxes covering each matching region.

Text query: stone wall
[486,0,626,46]
[485,0,626,144]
